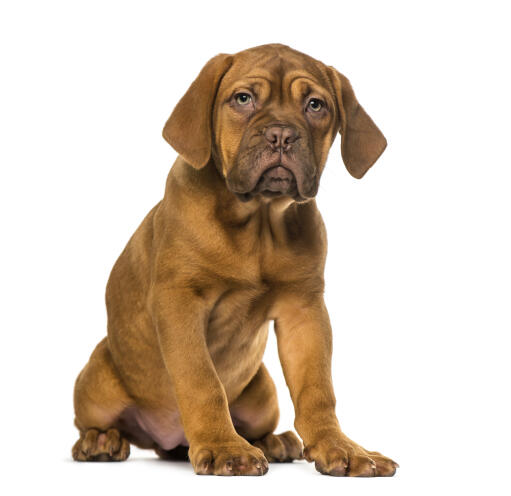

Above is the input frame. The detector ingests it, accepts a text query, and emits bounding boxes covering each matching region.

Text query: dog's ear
[162,53,233,169]
[328,67,387,179]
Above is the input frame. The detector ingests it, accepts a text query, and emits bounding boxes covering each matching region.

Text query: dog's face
[213,47,338,202]
[163,44,387,202]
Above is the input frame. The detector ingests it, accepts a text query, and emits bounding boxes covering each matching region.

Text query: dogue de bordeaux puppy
[72,43,398,477]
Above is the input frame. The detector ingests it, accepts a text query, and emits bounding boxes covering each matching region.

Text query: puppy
[72,43,397,477]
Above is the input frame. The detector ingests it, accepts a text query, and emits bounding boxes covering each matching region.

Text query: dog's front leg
[152,287,268,476]
[274,294,398,477]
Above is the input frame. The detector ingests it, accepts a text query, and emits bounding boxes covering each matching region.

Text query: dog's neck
[167,156,300,231]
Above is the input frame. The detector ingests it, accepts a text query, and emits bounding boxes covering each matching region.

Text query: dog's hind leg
[72,337,132,461]
[230,363,303,462]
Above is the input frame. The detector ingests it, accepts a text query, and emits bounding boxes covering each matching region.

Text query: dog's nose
[264,125,299,151]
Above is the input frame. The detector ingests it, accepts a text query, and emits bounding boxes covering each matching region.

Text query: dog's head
[163,44,386,202]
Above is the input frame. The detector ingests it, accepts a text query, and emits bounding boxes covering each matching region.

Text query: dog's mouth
[255,165,297,197]
[228,148,317,203]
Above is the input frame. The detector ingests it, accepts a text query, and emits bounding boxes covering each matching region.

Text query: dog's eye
[307,98,324,112]
[235,93,252,105]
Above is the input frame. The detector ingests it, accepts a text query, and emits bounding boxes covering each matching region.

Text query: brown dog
[72,43,397,477]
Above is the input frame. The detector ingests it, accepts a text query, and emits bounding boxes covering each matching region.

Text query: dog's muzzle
[255,165,297,196]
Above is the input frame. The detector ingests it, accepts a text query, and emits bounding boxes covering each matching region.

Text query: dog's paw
[189,439,268,476]
[253,431,303,462]
[304,432,398,477]
[72,428,130,461]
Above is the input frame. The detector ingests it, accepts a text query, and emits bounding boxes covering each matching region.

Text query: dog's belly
[116,406,186,450]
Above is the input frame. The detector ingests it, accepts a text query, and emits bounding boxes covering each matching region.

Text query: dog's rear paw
[72,428,130,461]
[253,431,303,462]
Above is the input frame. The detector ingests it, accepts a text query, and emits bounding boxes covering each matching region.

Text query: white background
[1,1,510,494]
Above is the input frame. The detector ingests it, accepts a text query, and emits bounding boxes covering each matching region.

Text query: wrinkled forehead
[218,46,332,99]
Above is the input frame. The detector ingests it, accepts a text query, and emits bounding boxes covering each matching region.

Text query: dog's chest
[204,283,272,396]
[198,205,321,394]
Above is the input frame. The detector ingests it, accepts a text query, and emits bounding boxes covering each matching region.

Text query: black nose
[264,125,299,151]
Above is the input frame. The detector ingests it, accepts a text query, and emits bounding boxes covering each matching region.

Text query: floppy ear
[328,67,387,179]
[162,53,233,169]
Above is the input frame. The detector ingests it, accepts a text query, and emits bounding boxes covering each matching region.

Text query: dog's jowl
[72,44,398,477]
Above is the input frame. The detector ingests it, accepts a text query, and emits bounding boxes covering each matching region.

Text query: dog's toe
[72,428,130,461]
[253,431,303,462]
